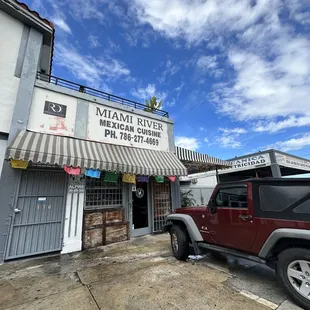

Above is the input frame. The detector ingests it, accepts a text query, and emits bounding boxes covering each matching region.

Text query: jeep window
[260,185,310,212]
[293,199,310,214]
[215,187,248,208]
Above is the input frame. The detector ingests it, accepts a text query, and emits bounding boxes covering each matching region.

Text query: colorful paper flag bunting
[10,159,28,169]
[136,176,149,183]
[64,165,81,175]
[168,176,176,182]
[155,176,164,183]
[104,171,119,183]
[85,169,101,179]
[123,173,136,184]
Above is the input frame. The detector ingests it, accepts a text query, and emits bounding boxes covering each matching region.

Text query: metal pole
[215,166,219,184]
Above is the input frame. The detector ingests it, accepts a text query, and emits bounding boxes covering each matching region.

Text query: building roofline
[272,149,310,163]
[227,149,310,163]
[1,0,55,74]
[14,0,54,29]
[226,150,270,161]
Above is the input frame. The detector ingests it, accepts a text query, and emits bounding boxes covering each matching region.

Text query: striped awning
[6,131,187,176]
[175,146,231,169]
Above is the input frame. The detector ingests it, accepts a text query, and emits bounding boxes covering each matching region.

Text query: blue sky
[26,0,310,160]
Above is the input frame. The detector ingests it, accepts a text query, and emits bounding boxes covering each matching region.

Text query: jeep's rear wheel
[170,225,189,261]
[277,248,310,310]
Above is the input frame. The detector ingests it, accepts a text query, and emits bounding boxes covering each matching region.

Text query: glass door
[131,182,151,237]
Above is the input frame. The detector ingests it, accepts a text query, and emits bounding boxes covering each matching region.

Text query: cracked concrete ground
[0,234,300,310]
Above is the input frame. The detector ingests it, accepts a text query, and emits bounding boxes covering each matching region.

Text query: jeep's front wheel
[170,225,189,261]
[277,248,310,310]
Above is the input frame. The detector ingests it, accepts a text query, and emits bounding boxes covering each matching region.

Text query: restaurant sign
[222,153,271,173]
[275,153,310,172]
[88,103,169,151]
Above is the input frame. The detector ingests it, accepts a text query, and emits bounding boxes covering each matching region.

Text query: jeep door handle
[239,214,252,221]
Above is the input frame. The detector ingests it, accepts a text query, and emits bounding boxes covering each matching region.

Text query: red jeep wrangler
[164,178,310,309]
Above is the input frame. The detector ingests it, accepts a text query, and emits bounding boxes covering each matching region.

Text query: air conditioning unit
[191,178,198,184]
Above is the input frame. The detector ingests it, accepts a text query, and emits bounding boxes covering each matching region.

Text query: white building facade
[0,0,186,262]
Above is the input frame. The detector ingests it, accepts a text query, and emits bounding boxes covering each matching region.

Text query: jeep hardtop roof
[219,177,310,185]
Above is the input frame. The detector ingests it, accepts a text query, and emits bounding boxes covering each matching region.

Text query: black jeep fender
[164,214,203,242]
[259,228,310,259]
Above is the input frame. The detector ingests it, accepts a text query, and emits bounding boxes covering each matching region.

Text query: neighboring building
[0,1,229,262]
[0,0,53,176]
[0,0,54,261]
[180,149,310,205]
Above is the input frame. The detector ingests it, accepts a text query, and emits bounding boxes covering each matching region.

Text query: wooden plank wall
[83,208,129,249]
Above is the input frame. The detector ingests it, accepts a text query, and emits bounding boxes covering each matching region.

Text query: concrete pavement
[0,234,303,309]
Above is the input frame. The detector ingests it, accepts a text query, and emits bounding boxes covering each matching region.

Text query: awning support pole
[215,166,219,183]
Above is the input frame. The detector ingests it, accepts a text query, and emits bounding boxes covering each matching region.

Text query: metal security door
[153,180,172,233]
[5,170,67,260]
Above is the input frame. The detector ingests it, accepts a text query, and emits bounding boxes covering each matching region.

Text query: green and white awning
[6,130,187,176]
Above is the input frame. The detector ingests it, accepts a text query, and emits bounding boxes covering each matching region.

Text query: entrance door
[131,182,151,237]
[5,170,67,260]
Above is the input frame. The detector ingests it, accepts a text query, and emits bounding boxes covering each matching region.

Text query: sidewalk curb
[240,290,278,309]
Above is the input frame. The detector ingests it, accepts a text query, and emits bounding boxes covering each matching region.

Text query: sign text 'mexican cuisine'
[95,107,165,146]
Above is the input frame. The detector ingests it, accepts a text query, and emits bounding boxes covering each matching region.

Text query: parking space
[190,252,303,309]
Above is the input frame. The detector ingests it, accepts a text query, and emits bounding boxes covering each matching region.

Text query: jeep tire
[277,247,310,310]
[170,225,189,261]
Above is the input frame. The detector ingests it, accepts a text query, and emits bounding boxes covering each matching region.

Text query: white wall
[0,11,23,133]
[0,139,8,178]
[28,84,171,151]
[181,171,217,187]
[181,185,214,206]
[180,171,217,206]
[28,87,77,137]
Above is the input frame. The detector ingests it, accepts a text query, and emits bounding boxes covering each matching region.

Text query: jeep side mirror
[208,199,217,214]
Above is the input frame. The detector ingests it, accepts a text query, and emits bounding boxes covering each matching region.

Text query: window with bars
[85,176,122,209]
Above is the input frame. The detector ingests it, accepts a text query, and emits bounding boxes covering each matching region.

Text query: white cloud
[88,35,101,48]
[219,127,247,135]
[217,135,242,149]
[131,0,278,44]
[197,55,223,78]
[31,0,45,12]
[214,127,247,149]
[158,59,180,84]
[166,98,176,107]
[130,0,310,136]
[56,0,105,20]
[212,36,310,122]
[52,17,72,34]
[174,82,184,98]
[106,38,121,53]
[54,43,130,90]
[123,27,158,47]
[197,56,217,70]
[285,0,310,25]
[131,84,167,102]
[175,136,199,151]
[265,133,310,152]
[254,115,310,133]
